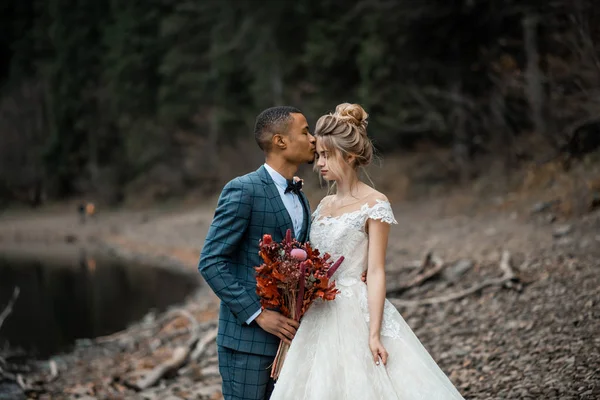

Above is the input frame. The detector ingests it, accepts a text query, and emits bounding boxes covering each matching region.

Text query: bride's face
[315,140,352,182]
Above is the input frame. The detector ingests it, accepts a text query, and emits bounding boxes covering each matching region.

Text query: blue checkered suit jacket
[199,165,311,356]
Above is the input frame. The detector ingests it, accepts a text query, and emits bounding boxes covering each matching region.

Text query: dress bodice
[309,199,397,286]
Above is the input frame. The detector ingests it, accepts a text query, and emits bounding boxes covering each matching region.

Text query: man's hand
[361,270,368,284]
[255,309,300,345]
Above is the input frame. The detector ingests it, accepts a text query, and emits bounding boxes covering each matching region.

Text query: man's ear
[272,134,287,150]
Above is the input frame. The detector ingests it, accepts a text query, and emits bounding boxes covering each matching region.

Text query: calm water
[0,253,199,358]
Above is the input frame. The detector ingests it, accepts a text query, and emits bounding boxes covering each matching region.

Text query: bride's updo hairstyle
[314,103,373,179]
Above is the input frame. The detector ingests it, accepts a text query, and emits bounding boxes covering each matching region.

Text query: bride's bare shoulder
[317,195,335,209]
[362,187,389,206]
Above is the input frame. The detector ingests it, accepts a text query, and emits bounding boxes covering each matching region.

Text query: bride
[270,103,465,399]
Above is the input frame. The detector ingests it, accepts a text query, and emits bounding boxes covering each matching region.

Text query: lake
[0,252,200,358]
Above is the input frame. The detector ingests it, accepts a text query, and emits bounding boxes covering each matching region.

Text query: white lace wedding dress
[270,199,465,400]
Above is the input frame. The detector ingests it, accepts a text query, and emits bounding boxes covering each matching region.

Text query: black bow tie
[285,179,303,195]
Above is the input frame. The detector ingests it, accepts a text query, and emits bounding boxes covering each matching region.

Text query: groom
[198,106,316,400]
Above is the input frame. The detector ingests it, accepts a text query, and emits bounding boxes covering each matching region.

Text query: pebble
[553,225,573,238]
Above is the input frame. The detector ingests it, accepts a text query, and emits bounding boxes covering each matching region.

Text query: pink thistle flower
[290,248,307,261]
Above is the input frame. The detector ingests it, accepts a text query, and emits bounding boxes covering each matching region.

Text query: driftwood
[159,309,200,333]
[155,319,217,344]
[48,360,58,383]
[136,346,192,390]
[0,286,20,331]
[388,251,446,295]
[0,360,58,393]
[13,373,45,394]
[134,308,203,390]
[0,287,20,385]
[134,315,218,390]
[16,374,27,390]
[190,327,218,361]
[390,251,522,307]
[198,355,219,369]
[0,365,14,382]
[96,307,203,345]
[198,365,220,379]
[416,251,433,274]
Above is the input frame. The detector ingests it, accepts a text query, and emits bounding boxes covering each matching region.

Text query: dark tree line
[1,0,599,205]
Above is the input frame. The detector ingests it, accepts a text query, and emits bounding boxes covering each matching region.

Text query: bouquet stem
[270,341,290,379]
[270,294,296,379]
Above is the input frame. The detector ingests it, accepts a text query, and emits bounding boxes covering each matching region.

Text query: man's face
[283,113,316,164]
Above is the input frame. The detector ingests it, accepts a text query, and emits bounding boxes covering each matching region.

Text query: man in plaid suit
[199,106,316,400]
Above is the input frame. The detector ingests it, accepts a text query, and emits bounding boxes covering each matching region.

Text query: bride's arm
[366,217,391,365]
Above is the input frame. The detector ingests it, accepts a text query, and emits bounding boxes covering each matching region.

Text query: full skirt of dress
[270,281,465,400]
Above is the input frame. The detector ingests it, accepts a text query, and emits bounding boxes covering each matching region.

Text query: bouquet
[255,229,344,379]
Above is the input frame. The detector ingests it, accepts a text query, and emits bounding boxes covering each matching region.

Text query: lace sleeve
[366,199,398,225]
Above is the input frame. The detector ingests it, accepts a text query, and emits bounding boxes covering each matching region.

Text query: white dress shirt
[263,163,304,238]
[245,163,305,325]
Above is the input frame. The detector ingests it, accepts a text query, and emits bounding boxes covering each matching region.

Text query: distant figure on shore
[78,202,96,224]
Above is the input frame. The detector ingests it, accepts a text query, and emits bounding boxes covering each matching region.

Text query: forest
[1,0,599,206]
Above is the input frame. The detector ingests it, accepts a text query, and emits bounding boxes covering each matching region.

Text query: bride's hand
[369,337,388,366]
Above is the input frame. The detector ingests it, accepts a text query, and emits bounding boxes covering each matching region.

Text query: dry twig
[0,287,20,332]
[388,252,446,295]
[135,346,191,390]
[96,307,201,344]
[190,327,218,361]
[159,308,200,333]
[133,309,214,390]
[48,360,59,383]
[390,251,522,307]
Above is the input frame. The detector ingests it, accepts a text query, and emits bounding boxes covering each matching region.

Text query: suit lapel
[299,192,311,242]
[258,166,294,239]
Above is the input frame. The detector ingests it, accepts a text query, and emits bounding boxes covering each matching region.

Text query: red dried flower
[254,229,344,379]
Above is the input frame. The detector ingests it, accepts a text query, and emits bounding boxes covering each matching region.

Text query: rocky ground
[0,179,599,399]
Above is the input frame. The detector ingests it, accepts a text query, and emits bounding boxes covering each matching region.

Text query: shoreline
[0,205,212,274]
[0,199,598,399]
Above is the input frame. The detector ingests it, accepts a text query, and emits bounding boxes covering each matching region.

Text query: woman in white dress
[270,103,465,400]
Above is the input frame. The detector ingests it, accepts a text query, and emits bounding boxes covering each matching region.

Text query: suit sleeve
[198,179,261,325]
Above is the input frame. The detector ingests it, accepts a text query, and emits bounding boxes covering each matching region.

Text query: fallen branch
[135,320,219,390]
[415,251,433,275]
[388,253,446,295]
[190,327,218,361]
[196,319,218,332]
[156,327,194,345]
[47,360,58,383]
[95,307,200,344]
[134,315,211,391]
[157,320,218,345]
[0,365,15,382]
[13,373,45,394]
[159,309,200,334]
[390,251,522,307]
[194,383,225,397]
[199,355,219,368]
[136,346,192,391]
[16,374,27,390]
[198,365,220,379]
[0,287,20,332]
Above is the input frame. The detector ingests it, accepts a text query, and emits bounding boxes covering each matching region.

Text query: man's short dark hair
[254,106,302,151]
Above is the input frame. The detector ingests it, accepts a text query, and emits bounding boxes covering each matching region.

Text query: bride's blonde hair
[314,103,375,189]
